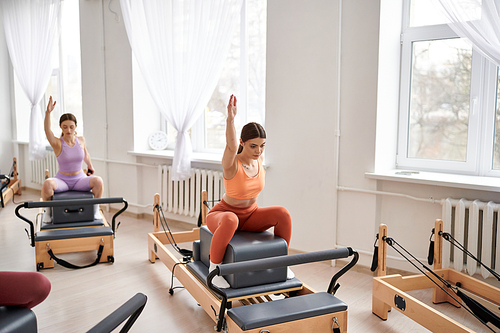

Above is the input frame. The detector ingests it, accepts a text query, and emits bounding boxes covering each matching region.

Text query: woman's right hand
[227,95,237,121]
[46,96,56,114]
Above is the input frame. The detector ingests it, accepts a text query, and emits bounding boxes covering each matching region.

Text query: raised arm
[44,96,61,152]
[222,95,239,175]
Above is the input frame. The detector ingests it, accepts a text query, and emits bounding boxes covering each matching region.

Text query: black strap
[456,289,500,329]
[427,228,434,265]
[155,204,192,257]
[47,243,104,269]
[370,234,378,272]
[197,199,212,227]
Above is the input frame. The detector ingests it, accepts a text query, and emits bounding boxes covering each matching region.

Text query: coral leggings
[206,199,292,264]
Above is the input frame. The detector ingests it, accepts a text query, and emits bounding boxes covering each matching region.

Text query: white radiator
[442,198,500,279]
[160,165,224,223]
[30,152,58,185]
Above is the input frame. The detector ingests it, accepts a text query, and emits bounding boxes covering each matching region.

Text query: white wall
[335,0,380,265]
[265,0,340,251]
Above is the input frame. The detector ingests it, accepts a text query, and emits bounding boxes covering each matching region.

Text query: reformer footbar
[16,197,128,270]
[207,248,359,332]
[372,221,500,333]
[148,191,359,333]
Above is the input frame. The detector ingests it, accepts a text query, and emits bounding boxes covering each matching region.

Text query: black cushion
[52,191,94,224]
[41,220,104,230]
[227,292,348,331]
[0,306,37,333]
[35,226,113,242]
[198,226,288,288]
[186,261,302,300]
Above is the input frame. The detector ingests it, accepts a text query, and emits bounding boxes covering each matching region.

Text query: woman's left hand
[227,95,237,121]
[87,167,94,176]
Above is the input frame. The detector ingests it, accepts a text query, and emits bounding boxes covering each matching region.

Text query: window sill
[128,150,222,165]
[366,169,500,192]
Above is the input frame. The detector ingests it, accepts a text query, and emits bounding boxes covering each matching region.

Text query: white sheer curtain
[1,0,61,160]
[120,0,242,180]
[436,0,500,66]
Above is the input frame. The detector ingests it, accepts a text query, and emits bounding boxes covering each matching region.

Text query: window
[397,0,499,176]
[138,0,267,153]
[45,0,83,137]
[14,0,83,141]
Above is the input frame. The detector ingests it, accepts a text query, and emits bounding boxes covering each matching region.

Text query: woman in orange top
[206,95,293,288]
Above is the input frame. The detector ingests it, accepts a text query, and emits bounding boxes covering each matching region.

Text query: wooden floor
[0,189,494,332]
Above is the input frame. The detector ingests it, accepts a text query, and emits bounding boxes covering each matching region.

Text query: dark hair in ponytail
[237,122,266,154]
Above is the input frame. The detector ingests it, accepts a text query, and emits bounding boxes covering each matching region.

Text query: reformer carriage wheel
[36,263,44,271]
[107,255,114,263]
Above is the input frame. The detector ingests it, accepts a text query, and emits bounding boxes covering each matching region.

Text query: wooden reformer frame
[148,191,350,332]
[1,157,21,208]
[372,220,500,332]
[15,170,128,270]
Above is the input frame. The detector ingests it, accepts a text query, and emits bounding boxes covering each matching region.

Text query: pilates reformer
[0,291,147,333]
[148,191,359,332]
[15,190,128,271]
[1,158,21,208]
[372,220,500,333]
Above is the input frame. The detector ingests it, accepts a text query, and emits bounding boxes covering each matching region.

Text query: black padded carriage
[227,292,348,331]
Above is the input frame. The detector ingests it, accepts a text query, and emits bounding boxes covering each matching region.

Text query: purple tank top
[56,137,84,173]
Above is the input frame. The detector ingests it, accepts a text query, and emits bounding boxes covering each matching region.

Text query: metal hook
[332,317,341,332]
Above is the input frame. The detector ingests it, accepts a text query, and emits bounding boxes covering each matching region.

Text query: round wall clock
[148,131,168,150]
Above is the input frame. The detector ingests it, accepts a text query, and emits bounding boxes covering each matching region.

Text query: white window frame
[397,0,499,177]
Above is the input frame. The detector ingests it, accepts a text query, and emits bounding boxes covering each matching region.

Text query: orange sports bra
[224,158,265,200]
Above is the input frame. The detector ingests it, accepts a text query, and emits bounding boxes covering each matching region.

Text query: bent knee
[42,179,56,191]
[219,215,239,230]
[275,206,291,221]
[90,176,103,187]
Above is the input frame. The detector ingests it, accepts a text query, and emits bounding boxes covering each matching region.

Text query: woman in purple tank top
[41,96,104,221]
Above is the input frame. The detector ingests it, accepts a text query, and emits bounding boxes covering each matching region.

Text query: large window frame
[397,0,500,177]
[157,0,266,154]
